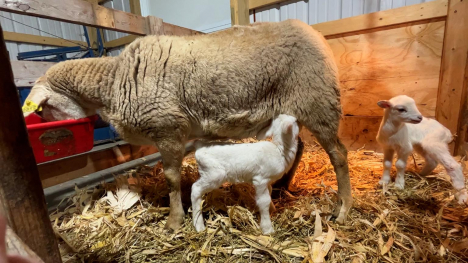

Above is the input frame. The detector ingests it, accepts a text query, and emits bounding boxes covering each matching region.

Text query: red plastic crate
[24,113,98,164]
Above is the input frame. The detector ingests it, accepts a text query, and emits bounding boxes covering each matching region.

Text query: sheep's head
[377,95,423,124]
[22,76,92,121]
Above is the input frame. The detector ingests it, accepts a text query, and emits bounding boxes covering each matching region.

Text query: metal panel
[250,0,436,24]
[1,10,85,61]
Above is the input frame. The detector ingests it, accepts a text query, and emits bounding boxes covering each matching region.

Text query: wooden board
[300,117,383,152]
[327,20,445,117]
[11,61,55,87]
[39,144,158,188]
[436,0,468,155]
[104,35,139,49]
[163,23,203,36]
[3,31,87,47]
[0,0,200,36]
[249,0,286,10]
[313,0,448,38]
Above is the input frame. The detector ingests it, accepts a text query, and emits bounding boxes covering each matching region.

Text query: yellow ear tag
[22,100,42,113]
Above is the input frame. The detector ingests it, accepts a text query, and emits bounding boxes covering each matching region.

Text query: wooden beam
[104,34,138,48]
[129,0,141,16]
[230,0,250,26]
[11,61,55,87]
[249,0,285,10]
[163,22,204,36]
[3,31,87,47]
[0,0,148,35]
[312,0,448,38]
[436,0,468,155]
[39,144,159,188]
[0,23,61,263]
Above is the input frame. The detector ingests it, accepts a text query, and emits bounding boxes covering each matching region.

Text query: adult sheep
[23,19,352,230]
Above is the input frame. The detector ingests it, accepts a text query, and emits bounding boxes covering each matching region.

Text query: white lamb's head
[23,75,91,121]
[377,95,423,124]
[258,114,299,141]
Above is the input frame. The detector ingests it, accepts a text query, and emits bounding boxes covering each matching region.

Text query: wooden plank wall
[298,0,449,151]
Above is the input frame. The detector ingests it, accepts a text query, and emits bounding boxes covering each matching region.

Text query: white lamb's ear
[284,122,293,133]
[377,100,392,109]
[256,125,271,140]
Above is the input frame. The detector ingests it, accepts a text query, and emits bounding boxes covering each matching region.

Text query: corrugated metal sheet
[103,0,131,57]
[250,0,435,24]
[0,11,86,61]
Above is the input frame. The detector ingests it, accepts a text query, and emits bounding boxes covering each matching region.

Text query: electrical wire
[0,14,90,49]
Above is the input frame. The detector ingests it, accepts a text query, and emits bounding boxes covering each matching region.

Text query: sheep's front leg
[394,152,410,189]
[157,138,186,231]
[254,182,274,234]
[379,148,395,185]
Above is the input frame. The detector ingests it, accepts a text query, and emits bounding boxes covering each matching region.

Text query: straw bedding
[51,140,468,262]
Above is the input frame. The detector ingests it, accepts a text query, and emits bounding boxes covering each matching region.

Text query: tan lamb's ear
[22,81,50,117]
[377,100,392,109]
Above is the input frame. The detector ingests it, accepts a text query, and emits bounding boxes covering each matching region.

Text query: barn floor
[51,141,468,263]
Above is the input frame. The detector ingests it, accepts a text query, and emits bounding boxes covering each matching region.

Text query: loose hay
[52,141,468,262]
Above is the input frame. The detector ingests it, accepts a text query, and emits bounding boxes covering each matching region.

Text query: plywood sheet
[328,20,445,117]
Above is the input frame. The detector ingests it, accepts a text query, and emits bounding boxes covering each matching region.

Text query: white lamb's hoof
[378,178,390,186]
[455,189,468,205]
[194,223,206,232]
[394,182,405,190]
[261,227,274,235]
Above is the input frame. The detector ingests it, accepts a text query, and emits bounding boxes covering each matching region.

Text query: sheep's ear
[22,85,50,117]
[377,100,392,109]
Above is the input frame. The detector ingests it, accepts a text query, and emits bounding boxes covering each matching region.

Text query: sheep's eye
[397,108,407,113]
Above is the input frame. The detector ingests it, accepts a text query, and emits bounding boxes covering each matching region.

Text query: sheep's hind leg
[423,141,467,204]
[272,137,304,191]
[156,138,186,231]
[419,154,438,177]
[379,148,395,185]
[254,182,274,234]
[314,132,352,225]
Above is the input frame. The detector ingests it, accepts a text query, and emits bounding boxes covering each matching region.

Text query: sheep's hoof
[164,214,184,231]
[455,189,468,205]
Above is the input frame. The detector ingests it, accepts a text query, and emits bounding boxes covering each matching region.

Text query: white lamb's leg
[422,141,467,204]
[379,148,395,185]
[268,184,276,213]
[254,183,274,234]
[191,180,207,232]
[191,173,222,232]
[420,154,438,177]
[394,152,409,189]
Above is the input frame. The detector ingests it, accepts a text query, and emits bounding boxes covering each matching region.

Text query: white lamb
[191,114,300,234]
[376,95,468,204]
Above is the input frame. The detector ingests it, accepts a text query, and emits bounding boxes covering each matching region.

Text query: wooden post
[230,0,250,26]
[0,24,62,263]
[129,0,142,16]
[436,0,468,155]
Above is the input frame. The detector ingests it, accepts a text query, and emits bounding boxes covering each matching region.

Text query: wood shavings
[50,141,468,262]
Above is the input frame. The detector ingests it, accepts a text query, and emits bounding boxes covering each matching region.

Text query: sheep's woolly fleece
[52,140,468,263]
